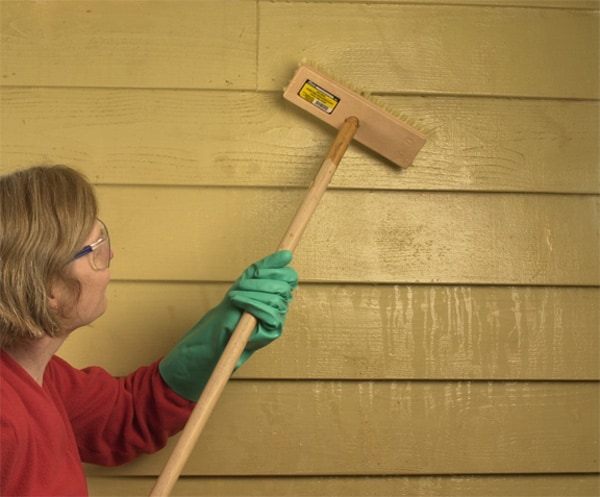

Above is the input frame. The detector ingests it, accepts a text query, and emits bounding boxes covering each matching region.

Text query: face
[50,219,114,332]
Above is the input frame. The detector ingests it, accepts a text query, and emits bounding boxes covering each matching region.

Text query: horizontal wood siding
[258,3,599,98]
[91,187,599,286]
[0,0,598,496]
[1,2,598,98]
[286,1,599,7]
[2,89,598,194]
[59,283,599,381]
[0,0,257,89]
[84,382,598,475]
[85,474,600,497]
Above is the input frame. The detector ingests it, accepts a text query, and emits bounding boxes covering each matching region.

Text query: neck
[3,335,66,386]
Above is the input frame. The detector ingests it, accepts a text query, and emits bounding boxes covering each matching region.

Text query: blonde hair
[0,165,98,347]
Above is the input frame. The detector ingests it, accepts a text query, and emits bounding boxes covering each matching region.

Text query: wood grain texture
[284,0,599,8]
[86,474,600,497]
[2,2,598,98]
[1,88,598,194]
[89,186,599,286]
[0,1,598,494]
[0,0,256,89]
[259,3,599,98]
[58,284,600,381]
[85,381,599,476]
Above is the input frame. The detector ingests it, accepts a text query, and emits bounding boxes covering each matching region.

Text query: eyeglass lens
[94,223,111,270]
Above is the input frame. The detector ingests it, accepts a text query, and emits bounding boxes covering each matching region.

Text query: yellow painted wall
[1,0,598,495]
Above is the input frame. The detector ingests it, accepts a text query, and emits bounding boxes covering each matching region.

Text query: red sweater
[0,350,194,496]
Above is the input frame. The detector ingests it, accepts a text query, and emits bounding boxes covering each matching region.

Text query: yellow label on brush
[298,79,340,114]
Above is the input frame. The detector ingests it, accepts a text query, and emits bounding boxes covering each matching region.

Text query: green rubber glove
[159,250,298,401]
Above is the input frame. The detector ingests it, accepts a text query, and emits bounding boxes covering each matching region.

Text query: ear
[47,293,59,311]
[47,277,67,312]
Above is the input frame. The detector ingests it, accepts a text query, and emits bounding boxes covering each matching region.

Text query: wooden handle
[277,116,359,252]
[149,312,257,496]
[149,116,359,496]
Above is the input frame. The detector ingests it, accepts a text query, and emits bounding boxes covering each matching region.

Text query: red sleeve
[47,356,195,467]
[0,414,19,494]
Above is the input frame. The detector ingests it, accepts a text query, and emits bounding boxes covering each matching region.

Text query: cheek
[95,272,111,305]
[99,270,111,291]
[78,271,111,315]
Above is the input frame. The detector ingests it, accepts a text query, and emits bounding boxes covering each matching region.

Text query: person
[0,165,298,496]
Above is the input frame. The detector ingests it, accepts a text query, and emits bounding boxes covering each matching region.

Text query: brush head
[283,64,426,168]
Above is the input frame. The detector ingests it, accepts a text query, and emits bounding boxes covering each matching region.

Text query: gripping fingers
[230,251,297,327]
[238,268,298,294]
[245,251,295,278]
[253,250,293,270]
[228,292,289,329]
[232,281,295,304]
[229,290,290,313]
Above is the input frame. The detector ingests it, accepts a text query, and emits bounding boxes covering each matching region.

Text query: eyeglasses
[72,219,111,270]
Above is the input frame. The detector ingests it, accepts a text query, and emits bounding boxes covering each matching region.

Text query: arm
[158,250,298,401]
[52,357,194,466]
[58,251,297,466]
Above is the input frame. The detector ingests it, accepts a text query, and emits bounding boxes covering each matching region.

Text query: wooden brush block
[284,64,426,168]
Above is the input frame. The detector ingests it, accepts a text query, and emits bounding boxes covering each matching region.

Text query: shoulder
[0,355,35,463]
[45,355,122,413]
[46,354,114,389]
[46,354,83,375]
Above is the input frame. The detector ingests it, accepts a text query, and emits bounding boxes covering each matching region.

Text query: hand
[159,250,297,401]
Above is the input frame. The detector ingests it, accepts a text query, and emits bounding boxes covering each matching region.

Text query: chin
[92,299,109,323]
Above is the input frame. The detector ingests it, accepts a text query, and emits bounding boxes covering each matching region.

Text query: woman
[0,165,297,496]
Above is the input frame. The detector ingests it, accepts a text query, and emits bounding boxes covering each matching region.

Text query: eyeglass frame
[72,219,111,270]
